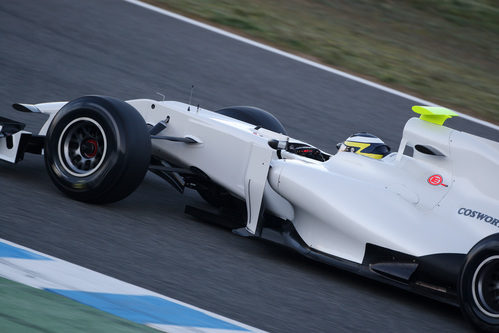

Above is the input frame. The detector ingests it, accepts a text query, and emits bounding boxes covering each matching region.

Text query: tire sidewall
[459,235,499,331]
[44,96,149,203]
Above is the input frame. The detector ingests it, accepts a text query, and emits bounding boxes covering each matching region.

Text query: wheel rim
[472,255,499,318]
[57,117,108,177]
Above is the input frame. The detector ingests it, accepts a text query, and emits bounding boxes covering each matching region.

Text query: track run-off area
[1,0,498,332]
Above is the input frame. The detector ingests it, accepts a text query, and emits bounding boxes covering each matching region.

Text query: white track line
[0,238,266,333]
[124,0,499,132]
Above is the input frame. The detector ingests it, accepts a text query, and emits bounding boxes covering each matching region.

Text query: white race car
[1,96,498,331]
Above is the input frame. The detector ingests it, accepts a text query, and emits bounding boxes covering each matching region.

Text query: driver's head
[337,132,390,159]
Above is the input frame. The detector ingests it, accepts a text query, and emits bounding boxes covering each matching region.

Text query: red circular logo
[428,174,443,186]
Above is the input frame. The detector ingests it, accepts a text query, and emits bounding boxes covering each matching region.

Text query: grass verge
[0,277,157,333]
[145,0,499,124]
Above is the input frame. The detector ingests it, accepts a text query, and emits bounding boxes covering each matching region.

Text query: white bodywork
[0,131,26,163]
[2,99,498,263]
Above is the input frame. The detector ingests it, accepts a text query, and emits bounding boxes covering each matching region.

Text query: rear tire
[459,234,499,332]
[215,106,287,135]
[44,96,151,204]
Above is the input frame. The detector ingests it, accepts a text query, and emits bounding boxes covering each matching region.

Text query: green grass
[146,0,499,124]
[0,277,157,333]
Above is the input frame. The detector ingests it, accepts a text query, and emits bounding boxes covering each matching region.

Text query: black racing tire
[459,234,499,332]
[215,106,287,135]
[44,96,151,204]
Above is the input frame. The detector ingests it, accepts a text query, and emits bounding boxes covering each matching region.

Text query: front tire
[44,96,151,204]
[459,234,499,332]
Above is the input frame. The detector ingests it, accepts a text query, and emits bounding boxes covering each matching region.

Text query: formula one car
[1,96,498,331]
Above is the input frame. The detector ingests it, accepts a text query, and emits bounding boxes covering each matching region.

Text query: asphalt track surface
[1,1,497,332]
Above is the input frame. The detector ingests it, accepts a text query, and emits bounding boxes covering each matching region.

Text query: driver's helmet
[337,132,390,159]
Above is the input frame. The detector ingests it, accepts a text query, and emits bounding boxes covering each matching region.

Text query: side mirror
[268,139,287,150]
